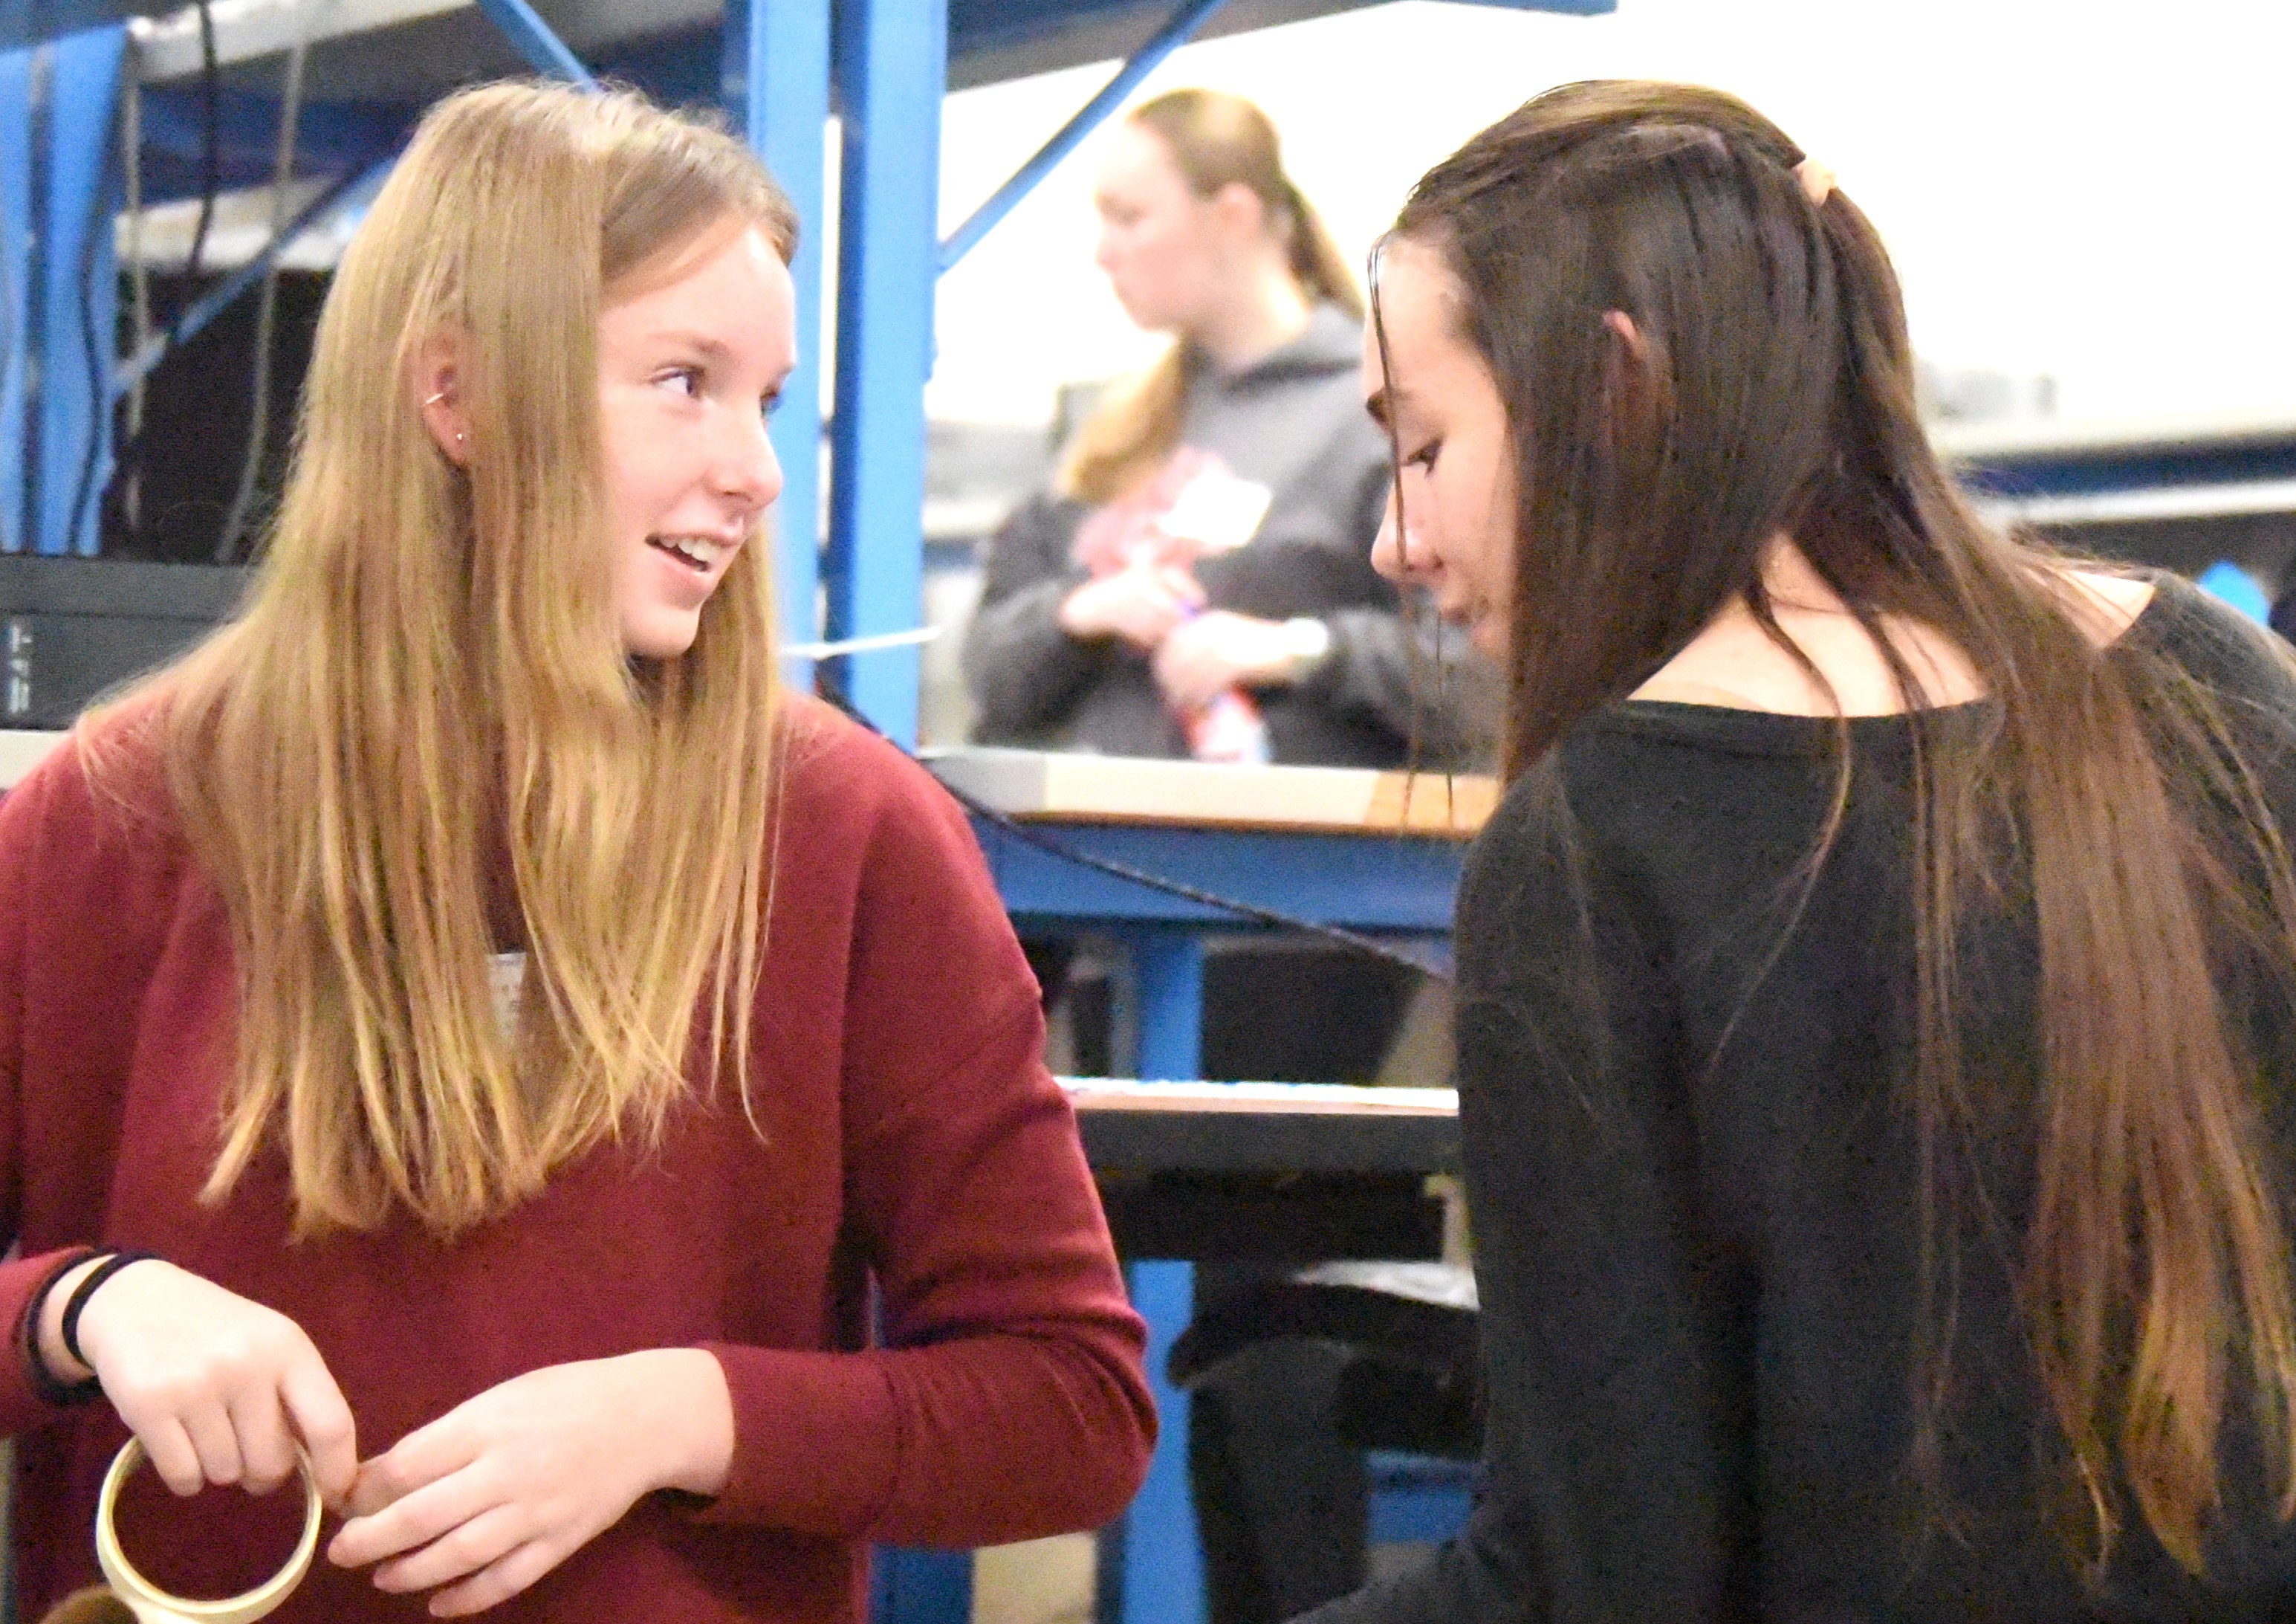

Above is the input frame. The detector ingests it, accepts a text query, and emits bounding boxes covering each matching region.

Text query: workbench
[935,747,1487,1624]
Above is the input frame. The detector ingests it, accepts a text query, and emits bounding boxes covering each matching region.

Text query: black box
[0,557,250,728]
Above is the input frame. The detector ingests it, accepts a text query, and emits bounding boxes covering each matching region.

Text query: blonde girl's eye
[658,367,702,398]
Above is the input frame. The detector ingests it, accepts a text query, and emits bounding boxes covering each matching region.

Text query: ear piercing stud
[422,392,468,447]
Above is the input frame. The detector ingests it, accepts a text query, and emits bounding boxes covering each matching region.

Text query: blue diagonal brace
[114,152,394,396]
[472,0,597,90]
[938,0,1228,275]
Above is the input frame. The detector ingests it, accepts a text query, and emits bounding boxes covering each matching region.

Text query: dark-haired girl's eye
[1404,441,1441,471]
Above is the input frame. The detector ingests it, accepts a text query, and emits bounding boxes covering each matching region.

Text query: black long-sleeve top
[1307,575,2296,1623]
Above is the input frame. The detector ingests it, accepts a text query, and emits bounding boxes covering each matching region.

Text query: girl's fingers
[279,1353,360,1506]
[137,1415,207,1498]
[369,1501,525,1595]
[227,1388,297,1495]
[330,1456,492,1570]
[424,1537,560,1619]
[342,1412,476,1521]
[176,1398,245,1490]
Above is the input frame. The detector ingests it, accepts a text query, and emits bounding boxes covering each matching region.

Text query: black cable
[183,0,219,289]
[956,785,1453,981]
[122,70,152,540]
[215,35,307,562]
[97,1,221,553]
[811,679,1453,983]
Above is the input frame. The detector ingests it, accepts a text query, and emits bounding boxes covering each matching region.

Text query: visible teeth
[657,535,726,567]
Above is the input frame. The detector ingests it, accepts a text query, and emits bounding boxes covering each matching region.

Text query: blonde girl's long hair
[108,82,797,1237]
[1060,88,1361,507]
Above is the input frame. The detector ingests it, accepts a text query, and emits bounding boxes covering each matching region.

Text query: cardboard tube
[94,1438,321,1624]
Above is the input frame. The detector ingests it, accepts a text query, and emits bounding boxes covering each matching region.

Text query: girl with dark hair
[1307,80,2296,1621]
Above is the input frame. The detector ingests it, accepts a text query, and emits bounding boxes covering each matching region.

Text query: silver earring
[424,390,449,407]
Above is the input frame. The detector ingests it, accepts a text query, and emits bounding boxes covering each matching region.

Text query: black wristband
[59,1251,161,1376]
[22,1250,101,1405]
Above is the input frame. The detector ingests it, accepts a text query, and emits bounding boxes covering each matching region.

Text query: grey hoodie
[961,303,1492,769]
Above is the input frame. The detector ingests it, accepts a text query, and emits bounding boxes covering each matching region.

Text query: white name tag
[1157,465,1272,556]
[490,951,527,1041]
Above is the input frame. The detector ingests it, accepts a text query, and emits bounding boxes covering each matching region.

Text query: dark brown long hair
[1062,88,1362,505]
[1384,79,2296,1575]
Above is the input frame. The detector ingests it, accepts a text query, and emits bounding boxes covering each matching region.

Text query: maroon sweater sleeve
[0,747,115,1431]
[695,725,1155,1544]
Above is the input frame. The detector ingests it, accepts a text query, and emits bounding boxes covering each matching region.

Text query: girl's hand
[1153,611,1308,708]
[1058,565,1204,650]
[328,1350,733,1617]
[53,1258,360,1507]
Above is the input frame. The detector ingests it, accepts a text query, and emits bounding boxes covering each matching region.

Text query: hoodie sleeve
[961,493,1110,745]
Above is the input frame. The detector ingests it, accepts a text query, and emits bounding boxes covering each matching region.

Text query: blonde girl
[0,81,1149,1621]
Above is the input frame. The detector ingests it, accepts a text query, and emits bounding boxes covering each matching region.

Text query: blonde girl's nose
[717,413,784,512]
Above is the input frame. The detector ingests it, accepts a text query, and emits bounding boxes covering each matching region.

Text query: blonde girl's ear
[412,335,473,467]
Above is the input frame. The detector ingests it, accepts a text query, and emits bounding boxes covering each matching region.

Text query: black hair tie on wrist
[22,1252,101,1405]
[60,1252,163,1377]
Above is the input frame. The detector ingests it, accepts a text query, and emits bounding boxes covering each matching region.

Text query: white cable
[780,626,940,661]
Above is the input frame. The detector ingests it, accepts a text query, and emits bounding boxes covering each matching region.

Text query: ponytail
[1282,176,1363,321]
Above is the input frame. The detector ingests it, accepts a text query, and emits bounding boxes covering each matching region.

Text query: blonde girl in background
[0,81,1149,1622]
[964,86,1484,770]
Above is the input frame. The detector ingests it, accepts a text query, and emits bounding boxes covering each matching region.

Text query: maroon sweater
[0,696,1152,1622]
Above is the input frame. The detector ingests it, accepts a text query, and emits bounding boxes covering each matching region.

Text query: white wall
[928,0,2296,429]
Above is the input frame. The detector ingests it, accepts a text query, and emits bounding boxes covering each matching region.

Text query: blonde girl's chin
[621,612,704,661]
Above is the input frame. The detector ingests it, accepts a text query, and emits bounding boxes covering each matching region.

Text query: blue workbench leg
[1109,930,1207,1624]
[872,1549,973,1624]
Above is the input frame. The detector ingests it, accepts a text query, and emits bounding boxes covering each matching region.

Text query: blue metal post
[724,0,828,670]
[0,25,125,556]
[830,5,959,1616]
[1112,928,1207,1624]
[823,0,941,745]
[0,43,33,554]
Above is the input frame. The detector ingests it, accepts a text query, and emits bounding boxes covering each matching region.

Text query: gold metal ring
[95,1437,321,1624]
